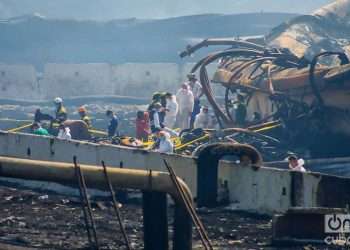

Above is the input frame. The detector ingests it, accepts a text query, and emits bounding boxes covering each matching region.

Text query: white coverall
[157,132,174,153]
[164,96,178,129]
[176,87,194,130]
[57,127,72,140]
[194,108,212,129]
[288,159,306,172]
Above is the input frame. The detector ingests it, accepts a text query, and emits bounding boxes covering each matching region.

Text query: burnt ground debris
[0,183,341,250]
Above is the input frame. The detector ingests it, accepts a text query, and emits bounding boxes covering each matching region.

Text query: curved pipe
[309,51,349,107]
[195,143,262,207]
[179,38,265,58]
[197,49,265,125]
[0,156,193,204]
[190,49,262,74]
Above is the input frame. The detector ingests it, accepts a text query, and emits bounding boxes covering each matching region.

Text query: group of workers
[31,97,73,139]
[135,73,217,153]
[31,97,120,140]
[29,73,249,155]
[27,77,309,170]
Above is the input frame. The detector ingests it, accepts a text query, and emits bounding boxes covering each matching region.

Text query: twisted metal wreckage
[180,0,350,159]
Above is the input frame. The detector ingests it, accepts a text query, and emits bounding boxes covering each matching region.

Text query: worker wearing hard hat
[54,97,67,122]
[78,106,91,128]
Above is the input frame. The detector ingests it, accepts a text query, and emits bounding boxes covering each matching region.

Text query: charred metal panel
[317,174,350,208]
[143,191,169,250]
[196,143,262,207]
[272,208,348,244]
[290,171,304,207]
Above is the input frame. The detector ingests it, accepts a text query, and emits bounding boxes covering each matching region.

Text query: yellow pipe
[7,123,32,133]
[175,134,210,151]
[0,156,192,203]
[0,118,32,122]
[52,122,108,136]
[253,123,282,133]
[89,129,108,136]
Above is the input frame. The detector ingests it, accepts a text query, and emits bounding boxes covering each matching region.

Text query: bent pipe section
[0,156,193,250]
[196,143,263,207]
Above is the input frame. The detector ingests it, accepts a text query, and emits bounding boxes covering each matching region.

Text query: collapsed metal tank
[180,0,350,158]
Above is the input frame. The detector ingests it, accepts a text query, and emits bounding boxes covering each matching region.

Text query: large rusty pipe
[0,156,193,250]
[0,156,192,204]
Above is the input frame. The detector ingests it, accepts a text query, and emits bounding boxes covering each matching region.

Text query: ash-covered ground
[0,182,339,250]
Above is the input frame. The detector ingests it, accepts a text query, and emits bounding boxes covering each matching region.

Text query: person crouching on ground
[57,123,72,140]
[154,130,174,154]
[288,155,306,172]
[194,106,211,129]
[164,93,178,129]
[31,122,50,136]
[136,111,150,142]
[106,110,119,137]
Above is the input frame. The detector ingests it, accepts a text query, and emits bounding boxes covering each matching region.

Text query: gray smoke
[0,0,334,20]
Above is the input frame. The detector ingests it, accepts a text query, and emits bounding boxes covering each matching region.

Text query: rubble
[0,184,339,250]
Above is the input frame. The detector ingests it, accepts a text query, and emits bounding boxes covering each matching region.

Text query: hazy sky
[0,0,334,20]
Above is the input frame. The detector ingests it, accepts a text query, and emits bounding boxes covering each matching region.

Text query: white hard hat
[54,97,63,104]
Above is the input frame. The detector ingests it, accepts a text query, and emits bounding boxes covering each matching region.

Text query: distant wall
[0,63,217,100]
[1,131,350,214]
[0,64,39,99]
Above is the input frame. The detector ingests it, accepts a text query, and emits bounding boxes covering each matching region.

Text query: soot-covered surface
[0,183,339,250]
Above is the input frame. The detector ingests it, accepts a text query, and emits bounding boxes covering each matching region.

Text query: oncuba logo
[325,214,350,233]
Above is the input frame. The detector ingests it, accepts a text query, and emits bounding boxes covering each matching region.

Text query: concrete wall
[1,131,349,215]
[0,64,39,99]
[218,161,321,214]
[0,63,217,100]
[40,63,113,99]
[112,63,181,97]
[0,131,198,196]
[0,63,215,100]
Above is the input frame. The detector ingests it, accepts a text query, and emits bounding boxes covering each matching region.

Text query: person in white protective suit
[176,83,194,130]
[57,123,72,140]
[164,93,178,129]
[194,106,212,129]
[155,131,174,154]
[287,155,306,172]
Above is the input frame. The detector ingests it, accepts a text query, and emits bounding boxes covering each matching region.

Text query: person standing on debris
[31,122,50,136]
[154,130,174,154]
[288,155,306,172]
[176,83,194,130]
[149,92,167,124]
[164,93,178,129]
[149,102,164,133]
[78,106,91,128]
[187,73,203,128]
[234,94,247,127]
[106,110,119,137]
[136,111,150,142]
[194,106,211,129]
[57,123,72,140]
[54,97,67,122]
